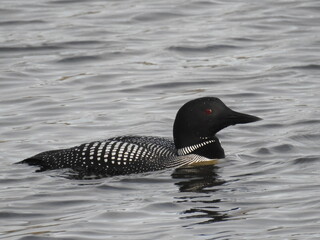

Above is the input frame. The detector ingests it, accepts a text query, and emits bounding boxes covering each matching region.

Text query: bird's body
[18,97,261,176]
[19,136,220,176]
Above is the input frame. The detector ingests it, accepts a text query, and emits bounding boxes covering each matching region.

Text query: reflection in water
[182,208,229,225]
[172,165,229,225]
[172,165,225,193]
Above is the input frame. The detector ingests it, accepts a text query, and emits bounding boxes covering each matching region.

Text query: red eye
[204,108,213,115]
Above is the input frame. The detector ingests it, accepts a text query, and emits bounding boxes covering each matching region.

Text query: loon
[18,97,261,176]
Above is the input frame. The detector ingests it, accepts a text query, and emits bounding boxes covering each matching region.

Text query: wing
[18,136,177,176]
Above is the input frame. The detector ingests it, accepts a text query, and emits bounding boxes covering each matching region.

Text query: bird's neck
[175,135,225,159]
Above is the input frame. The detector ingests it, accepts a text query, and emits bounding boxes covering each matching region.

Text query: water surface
[1,0,319,239]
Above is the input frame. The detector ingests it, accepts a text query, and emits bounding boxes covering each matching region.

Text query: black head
[173,97,261,154]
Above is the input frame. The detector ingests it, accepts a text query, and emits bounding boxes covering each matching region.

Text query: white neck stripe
[177,139,215,156]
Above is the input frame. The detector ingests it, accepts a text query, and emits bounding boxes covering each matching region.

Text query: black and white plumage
[18,97,261,176]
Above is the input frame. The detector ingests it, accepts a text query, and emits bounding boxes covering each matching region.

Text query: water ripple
[1,0,319,239]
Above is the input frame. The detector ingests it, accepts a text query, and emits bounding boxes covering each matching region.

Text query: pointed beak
[226,109,262,125]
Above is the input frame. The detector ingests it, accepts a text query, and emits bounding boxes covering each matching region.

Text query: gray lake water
[1,0,320,239]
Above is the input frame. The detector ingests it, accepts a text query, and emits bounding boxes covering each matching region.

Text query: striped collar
[177,139,215,156]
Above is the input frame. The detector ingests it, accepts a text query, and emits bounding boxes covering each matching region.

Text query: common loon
[18,97,261,176]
